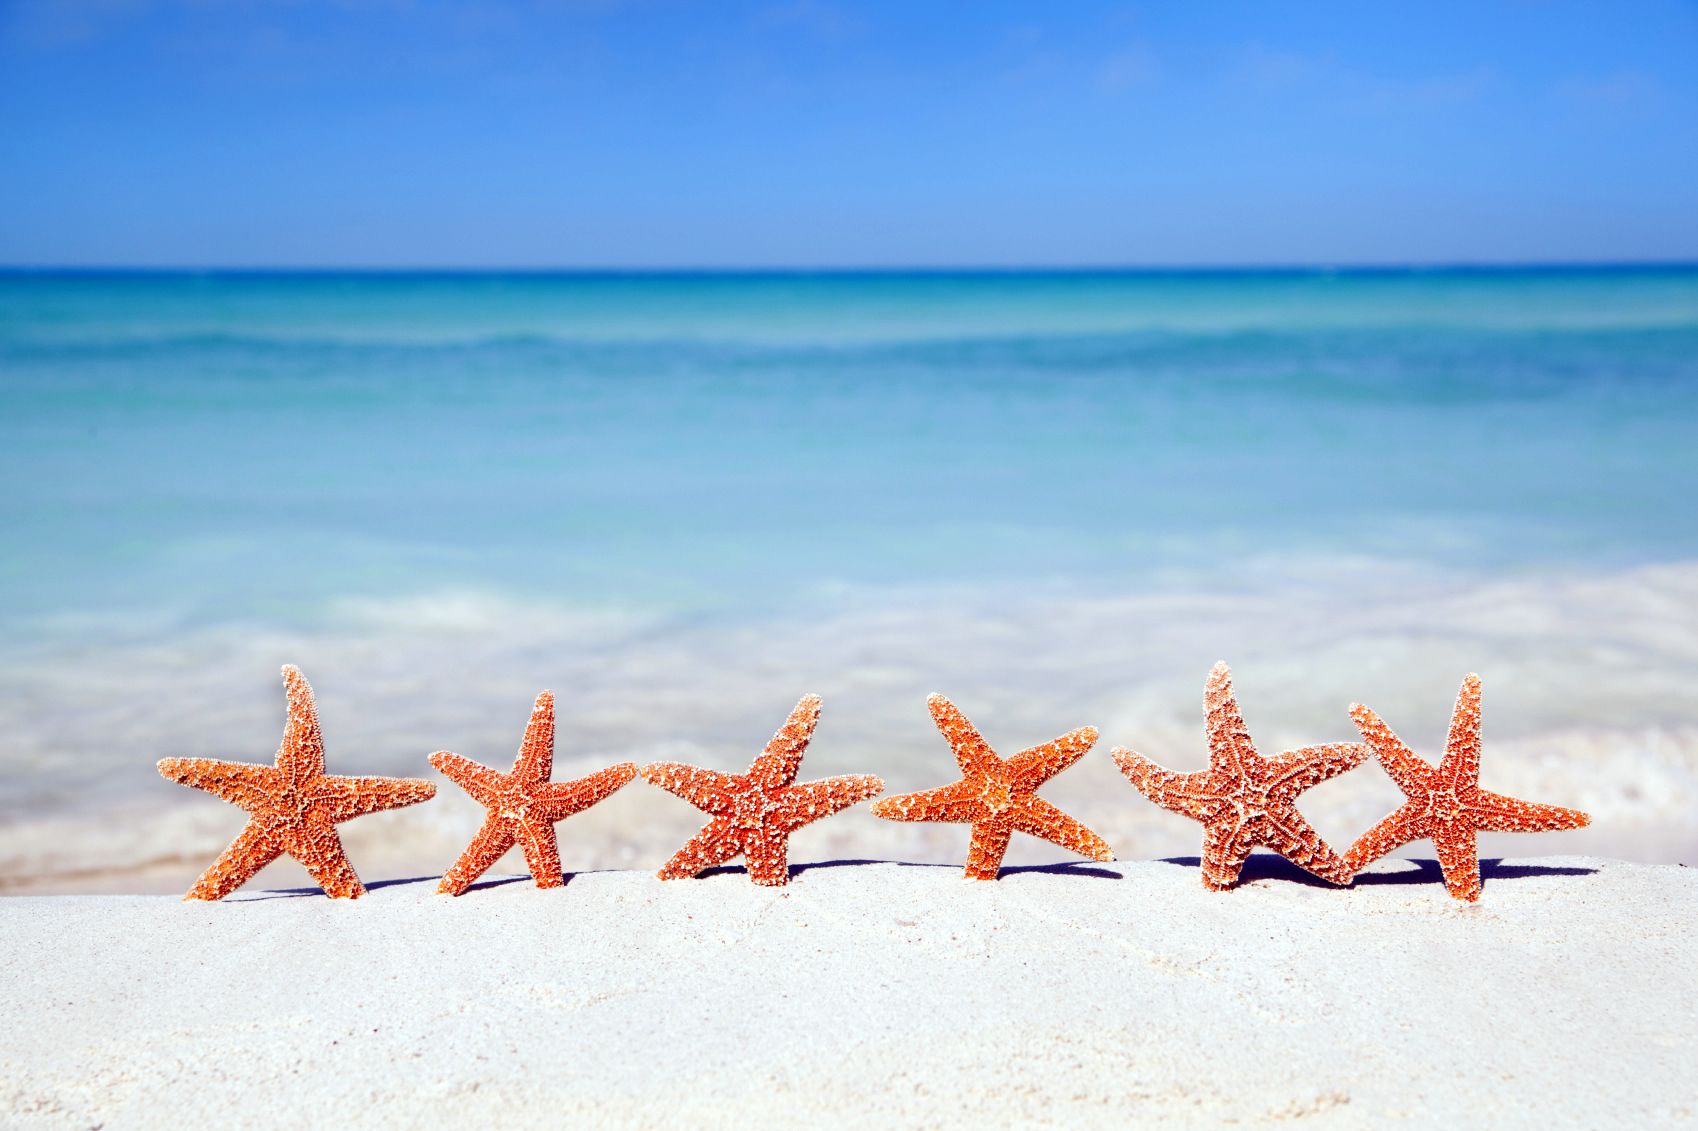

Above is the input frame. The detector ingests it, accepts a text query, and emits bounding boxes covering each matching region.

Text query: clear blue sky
[2,0,1695,268]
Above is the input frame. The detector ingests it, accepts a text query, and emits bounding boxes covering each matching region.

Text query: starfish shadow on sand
[1158,854,1347,889]
[1349,858,1598,887]
[784,858,1123,881]
[1155,854,1598,890]
[229,869,627,899]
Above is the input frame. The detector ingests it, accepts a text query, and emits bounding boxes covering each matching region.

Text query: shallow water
[2,268,1695,888]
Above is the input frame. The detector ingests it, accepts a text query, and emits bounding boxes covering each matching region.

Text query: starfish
[157,665,436,900]
[431,691,638,895]
[642,694,884,886]
[871,694,1113,880]
[1111,662,1367,890]
[1344,673,1591,901]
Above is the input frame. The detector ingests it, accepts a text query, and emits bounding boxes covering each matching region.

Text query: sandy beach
[2,854,1690,1128]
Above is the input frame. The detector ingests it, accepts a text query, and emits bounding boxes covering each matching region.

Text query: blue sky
[1,0,1695,267]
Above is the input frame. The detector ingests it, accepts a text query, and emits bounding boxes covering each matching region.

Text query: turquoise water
[3,268,1697,636]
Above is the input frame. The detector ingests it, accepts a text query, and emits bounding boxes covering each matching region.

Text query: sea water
[3,268,1696,886]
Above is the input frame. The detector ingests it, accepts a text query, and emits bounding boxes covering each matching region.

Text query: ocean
[3,267,1696,890]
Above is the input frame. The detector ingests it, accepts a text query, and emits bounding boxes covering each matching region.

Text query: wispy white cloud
[1368,66,1494,111]
[1231,42,1321,91]
[757,0,862,42]
[1229,43,1491,112]
[1097,43,1160,93]
[1558,70,1660,108]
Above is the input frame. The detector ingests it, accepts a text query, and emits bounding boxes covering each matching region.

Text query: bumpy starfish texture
[157,665,436,900]
[1344,673,1590,902]
[643,695,884,887]
[872,694,1113,880]
[1111,662,1367,890]
[431,691,637,895]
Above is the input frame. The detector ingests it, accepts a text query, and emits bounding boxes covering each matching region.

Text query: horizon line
[3,259,1697,277]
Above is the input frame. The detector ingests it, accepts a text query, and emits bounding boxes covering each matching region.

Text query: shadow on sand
[231,854,1595,899]
[1154,854,1598,890]
[1348,857,1597,887]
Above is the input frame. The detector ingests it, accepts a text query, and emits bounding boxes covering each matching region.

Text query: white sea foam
[3,558,1696,891]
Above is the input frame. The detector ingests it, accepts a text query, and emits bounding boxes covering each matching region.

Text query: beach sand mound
[2,856,1690,1128]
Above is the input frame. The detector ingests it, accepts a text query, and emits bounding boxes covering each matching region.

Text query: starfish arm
[513,690,556,784]
[775,775,885,831]
[928,694,1004,779]
[641,762,742,815]
[1007,795,1114,862]
[1439,673,1484,787]
[1467,788,1591,834]
[276,664,326,782]
[430,752,506,806]
[964,820,1013,880]
[742,830,792,887]
[1348,703,1435,798]
[1262,808,1355,886]
[748,694,822,790]
[1266,742,1371,800]
[315,775,437,821]
[183,822,283,901]
[1007,726,1098,793]
[656,817,744,880]
[517,816,563,889]
[871,779,984,824]
[437,814,519,895]
[1433,821,1483,902]
[1341,802,1427,875]
[533,762,640,821]
[292,809,365,898]
[1199,817,1253,891]
[157,758,280,812]
[1110,748,1220,822]
[1203,661,1259,781]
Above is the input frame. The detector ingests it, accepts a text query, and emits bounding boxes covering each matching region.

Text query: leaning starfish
[643,694,884,887]
[872,694,1113,880]
[1111,662,1367,890]
[431,691,637,895]
[157,665,436,900]
[1344,673,1590,901]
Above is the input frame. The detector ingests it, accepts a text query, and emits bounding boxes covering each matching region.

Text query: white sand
[2,855,1691,1128]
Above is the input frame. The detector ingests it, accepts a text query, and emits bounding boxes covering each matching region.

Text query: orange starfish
[1111,662,1367,890]
[643,694,884,886]
[431,691,637,896]
[157,665,436,900]
[1344,673,1591,901]
[871,694,1113,880]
